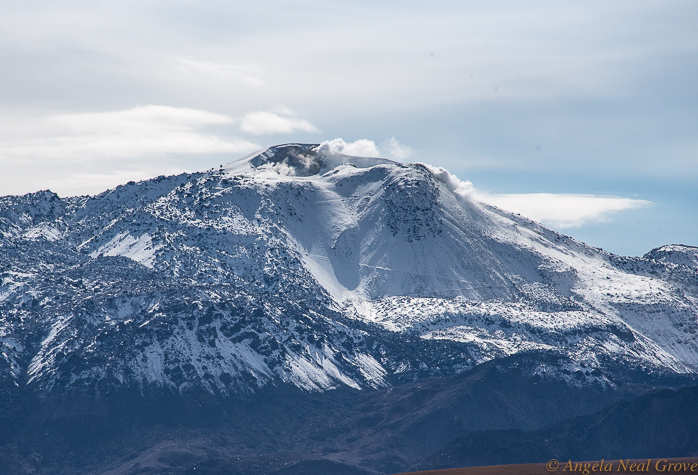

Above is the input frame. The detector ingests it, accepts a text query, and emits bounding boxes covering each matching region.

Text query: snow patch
[90,232,162,268]
[23,224,62,241]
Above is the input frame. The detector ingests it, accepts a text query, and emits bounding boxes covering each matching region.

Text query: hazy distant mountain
[409,383,698,471]
[1,143,697,473]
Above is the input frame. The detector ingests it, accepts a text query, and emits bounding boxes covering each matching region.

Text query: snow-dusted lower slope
[1,143,697,396]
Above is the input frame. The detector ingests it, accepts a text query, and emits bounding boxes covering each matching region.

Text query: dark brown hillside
[394,457,698,475]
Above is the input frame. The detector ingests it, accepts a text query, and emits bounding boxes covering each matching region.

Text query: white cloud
[240,109,319,135]
[1,105,259,162]
[480,193,651,228]
[174,58,266,86]
[319,138,381,158]
[382,137,413,161]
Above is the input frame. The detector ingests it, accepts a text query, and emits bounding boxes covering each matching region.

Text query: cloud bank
[0,105,265,196]
[0,104,325,166]
[1,105,260,162]
[480,193,651,229]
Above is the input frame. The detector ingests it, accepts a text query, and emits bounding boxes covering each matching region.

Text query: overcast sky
[1,0,696,256]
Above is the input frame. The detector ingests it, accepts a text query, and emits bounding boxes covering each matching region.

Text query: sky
[0,0,696,257]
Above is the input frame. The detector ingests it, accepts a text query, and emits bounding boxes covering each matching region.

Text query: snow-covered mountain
[1,143,697,398]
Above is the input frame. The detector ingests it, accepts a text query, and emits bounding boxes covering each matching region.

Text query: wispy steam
[319,138,381,157]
